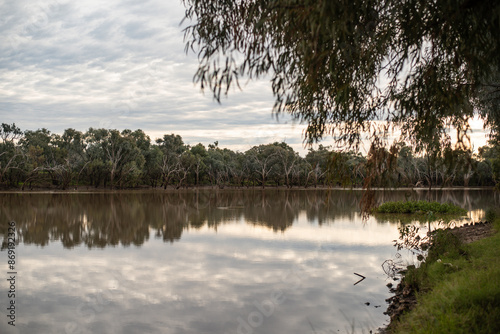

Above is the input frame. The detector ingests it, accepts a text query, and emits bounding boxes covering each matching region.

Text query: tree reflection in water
[0,189,496,249]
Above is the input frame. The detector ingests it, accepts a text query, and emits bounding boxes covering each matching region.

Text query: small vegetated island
[374,200,467,215]
[374,200,499,334]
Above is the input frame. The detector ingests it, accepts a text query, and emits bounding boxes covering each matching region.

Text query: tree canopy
[1,123,498,190]
[182,0,500,150]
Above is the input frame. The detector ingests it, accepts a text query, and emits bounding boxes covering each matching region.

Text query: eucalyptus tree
[472,158,495,187]
[58,128,89,188]
[478,141,500,187]
[20,128,52,157]
[158,152,180,189]
[0,123,23,143]
[183,0,500,159]
[205,144,235,188]
[101,130,123,188]
[329,150,366,187]
[46,132,75,189]
[117,130,146,187]
[127,129,151,153]
[245,144,279,188]
[0,141,22,186]
[346,151,367,187]
[305,145,331,187]
[215,148,239,188]
[274,142,300,188]
[0,123,23,186]
[143,145,163,187]
[84,128,109,188]
[84,129,145,188]
[19,128,69,188]
[156,134,187,154]
[176,150,196,188]
[190,143,208,185]
[225,148,246,187]
[120,129,150,186]
[156,134,188,188]
[229,151,248,187]
[441,147,476,187]
[292,158,309,187]
[395,144,420,187]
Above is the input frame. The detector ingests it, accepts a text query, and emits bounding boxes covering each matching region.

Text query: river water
[0,189,496,334]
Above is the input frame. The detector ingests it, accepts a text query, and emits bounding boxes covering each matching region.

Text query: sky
[0,0,490,156]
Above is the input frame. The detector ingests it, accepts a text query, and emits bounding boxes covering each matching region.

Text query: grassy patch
[391,221,500,333]
[375,200,467,215]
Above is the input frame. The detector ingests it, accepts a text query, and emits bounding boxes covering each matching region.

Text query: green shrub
[484,208,498,223]
[375,200,467,215]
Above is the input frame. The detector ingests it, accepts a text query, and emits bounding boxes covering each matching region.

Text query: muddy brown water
[0,189,497,334]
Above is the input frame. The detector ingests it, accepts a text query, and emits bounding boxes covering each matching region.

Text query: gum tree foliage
[83,129,146,188]
[479,140,500,187]
[329,150,366,187]
[245,143,280,187]
[2,124,500,189]
[0,123,23,185]
[305,144,331,187]
[190,143,208,185]
[156,134,188,188]
[274,142,299,188]
[182,0,500,150]
[143,145,163,187]
[20,128,69,188]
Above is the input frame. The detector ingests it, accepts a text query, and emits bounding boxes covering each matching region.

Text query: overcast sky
[0,0,490,155]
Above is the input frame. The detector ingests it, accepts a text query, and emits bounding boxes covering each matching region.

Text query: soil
[379,221,495,333]
[381,283,418,333]
[447,221,495,244]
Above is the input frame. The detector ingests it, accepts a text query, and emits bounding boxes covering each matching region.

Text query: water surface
[0,189,496,334]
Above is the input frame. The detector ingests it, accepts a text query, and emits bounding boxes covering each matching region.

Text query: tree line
[0,123,499,190]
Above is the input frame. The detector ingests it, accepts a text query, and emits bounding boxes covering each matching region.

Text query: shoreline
[380,220,496,333]
[0,185,495,194]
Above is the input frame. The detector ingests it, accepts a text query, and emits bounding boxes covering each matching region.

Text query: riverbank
[0,185,495,194]
[381,218,500,333]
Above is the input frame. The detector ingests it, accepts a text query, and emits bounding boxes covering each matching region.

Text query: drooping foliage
[182,0,500,150]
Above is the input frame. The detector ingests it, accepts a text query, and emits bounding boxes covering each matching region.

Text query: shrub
[485,208,498,223]
[375,200,467,215]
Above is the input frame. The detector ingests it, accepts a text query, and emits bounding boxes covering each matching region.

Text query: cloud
[0,0,489,158]
[1,0,314,153]
[10,215,395,334]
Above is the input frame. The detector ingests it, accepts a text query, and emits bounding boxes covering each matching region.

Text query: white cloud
[0,0,490,157]
[0,0,315,152]
[10,213,395,334]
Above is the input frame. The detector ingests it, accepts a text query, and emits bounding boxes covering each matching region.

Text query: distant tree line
[0,123,499,190]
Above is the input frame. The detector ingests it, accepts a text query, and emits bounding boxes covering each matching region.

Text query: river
[0,188,496,334]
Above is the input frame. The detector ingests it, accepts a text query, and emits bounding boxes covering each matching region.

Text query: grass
[375,200,467,215]
[390,219,500,333]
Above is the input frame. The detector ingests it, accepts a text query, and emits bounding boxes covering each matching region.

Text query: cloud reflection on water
[0,189,497,334]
